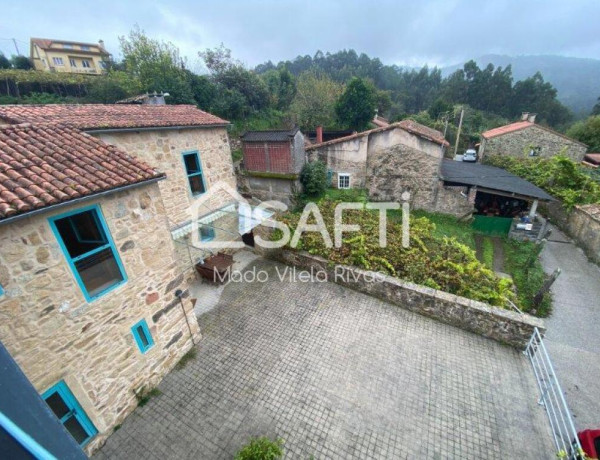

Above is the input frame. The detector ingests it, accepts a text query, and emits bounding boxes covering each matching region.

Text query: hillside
[441,55,600,117]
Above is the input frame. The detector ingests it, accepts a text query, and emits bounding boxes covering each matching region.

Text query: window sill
[85,279,128,303]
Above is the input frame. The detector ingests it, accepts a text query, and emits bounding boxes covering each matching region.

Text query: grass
[232,148,243,163]
[235,436,284,460]
[324,188,368,202]
[481,237,494,269]
[503,240,552,317]
[409,210,476,250]
[175,347,197,370]
[135,387,162,407]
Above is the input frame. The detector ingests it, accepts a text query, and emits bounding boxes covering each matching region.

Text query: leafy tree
[261,68,296,110]
[119,26,195,104]
[428,98,453,120]
[290,71,342,130]
[299,160,328,197]
[335,77,377,130]
[592,96,600,116]
[86,71,142,103]
[11,55,33,70]
[0,53,10,69]
[566,115,600,151]
[186,72,217,112]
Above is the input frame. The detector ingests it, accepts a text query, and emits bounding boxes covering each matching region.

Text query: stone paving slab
[95,257,552,459]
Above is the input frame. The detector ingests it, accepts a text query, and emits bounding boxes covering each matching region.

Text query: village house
[0,104,240,273]
[238,127,306,205]
[479,112,588,162]
[0,124,201,454]
[30,38,111,75]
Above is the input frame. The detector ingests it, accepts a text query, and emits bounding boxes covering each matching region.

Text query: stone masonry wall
[237,173,300,207]
[259,246,544,349]
[0,183,200,455]
[481,125,587,162]
[308,136,369,188]
[431,184,476,217]
[96,127,236,227]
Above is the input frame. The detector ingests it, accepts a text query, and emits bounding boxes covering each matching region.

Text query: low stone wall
[261,248,544,349]
[544,202,600,264]
[237,172,300,207]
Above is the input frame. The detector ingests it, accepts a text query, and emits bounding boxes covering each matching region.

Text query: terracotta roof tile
[482,121,588,147]
[0,124,164,221]
[0,104,228,130]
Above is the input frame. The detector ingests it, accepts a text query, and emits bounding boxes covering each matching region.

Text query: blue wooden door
[42,381,97,447]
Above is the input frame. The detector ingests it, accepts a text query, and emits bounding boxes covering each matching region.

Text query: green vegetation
[289,71,343,129]
[299,161,328,197]
[481,238,494,270]
[503,240,552,317]
[567,115,600,151]
[243,171,298,180]
[135,387,162,407]
[484,154,600,208]
[175,348,197,370]
[279,199,515,308]
[235,437,284,460]
[324,188,368,203]
[335,77,377,131]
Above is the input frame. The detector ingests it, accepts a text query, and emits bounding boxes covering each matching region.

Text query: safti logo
[190,181,411,250]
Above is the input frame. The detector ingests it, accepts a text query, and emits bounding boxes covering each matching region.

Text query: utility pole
[453,107,464,157]
[12,38,20,56]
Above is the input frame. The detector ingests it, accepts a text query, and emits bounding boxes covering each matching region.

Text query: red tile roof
[0,104,228,131]
[31,37,108,54]
[0,124,164,221]
[481,121,533,139]
[306,120,449,151]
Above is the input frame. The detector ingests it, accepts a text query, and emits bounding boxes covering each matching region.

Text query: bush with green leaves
[484,154,600,209]
[278,199,517,309]
[235,437,284,460]
[299,160,328,197]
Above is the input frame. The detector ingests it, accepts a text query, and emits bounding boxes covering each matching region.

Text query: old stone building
[0,124,200,454]
[480,113,587,162]
[306,120,450,210]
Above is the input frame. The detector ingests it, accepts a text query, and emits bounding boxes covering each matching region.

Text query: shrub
[235,437,284,460]
[299,160,327,197]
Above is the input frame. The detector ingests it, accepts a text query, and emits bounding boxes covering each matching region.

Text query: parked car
[463,148,478,162]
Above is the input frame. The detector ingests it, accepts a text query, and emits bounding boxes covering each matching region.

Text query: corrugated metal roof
[241,127,299,142]
[440,160,555,201]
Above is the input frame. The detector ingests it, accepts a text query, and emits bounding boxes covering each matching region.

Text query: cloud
[1,0,599,69]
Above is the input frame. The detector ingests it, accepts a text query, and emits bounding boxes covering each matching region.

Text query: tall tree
[592,96,600,116]
[0,53,11,69]
[290,71,343,130]
[566,115,600,151]
[335,77,377,131]
[11,55,33,70]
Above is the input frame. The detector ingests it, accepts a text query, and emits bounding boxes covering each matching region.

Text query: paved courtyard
[95,256,552,459]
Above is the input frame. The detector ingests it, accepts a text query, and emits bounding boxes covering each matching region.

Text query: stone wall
[237,173,300,207]
[308,135,369,188]
[96,127,236,227]
[481,125,587,162]
[544,202,600,264]
[261,248,544,349]
[0,183,200,455]
[431,184,476,216]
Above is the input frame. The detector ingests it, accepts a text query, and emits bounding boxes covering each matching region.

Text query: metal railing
[525,327,583,459]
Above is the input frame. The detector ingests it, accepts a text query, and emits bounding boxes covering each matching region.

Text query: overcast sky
[1,0,599,71]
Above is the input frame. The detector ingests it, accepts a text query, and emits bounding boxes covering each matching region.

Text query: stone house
[306,120,450,210]
[237,127,306,205]
[0,104,239,272]
[480,113,587,162]
[0,124,200,454]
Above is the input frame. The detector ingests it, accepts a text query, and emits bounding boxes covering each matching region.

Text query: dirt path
[492,238,504,272]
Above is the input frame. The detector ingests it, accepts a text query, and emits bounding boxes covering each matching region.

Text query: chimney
[527,113,537,123]
[521,112,530,121]
[316,126,323,144]
[98,39,105,50]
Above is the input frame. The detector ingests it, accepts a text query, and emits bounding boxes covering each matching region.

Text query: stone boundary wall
[544,202,600,264]
[256,242,544,349]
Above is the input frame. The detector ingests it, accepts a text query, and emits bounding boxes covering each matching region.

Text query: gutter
[84,124,229,135]
[0,176,165,227]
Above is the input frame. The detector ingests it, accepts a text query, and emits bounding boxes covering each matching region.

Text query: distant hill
[441,55,600,118]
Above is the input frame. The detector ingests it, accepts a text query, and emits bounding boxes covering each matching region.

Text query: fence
[525,327,583,459]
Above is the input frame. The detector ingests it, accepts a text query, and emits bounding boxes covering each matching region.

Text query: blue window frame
[199,225,215,242]
[42,381,97,447]
[182,151,206,196]
[0,284,4,297]
[48,204,127,302]
[131,319,154,354]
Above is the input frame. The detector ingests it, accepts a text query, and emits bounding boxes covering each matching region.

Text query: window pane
[74,247,124,297]
[136,325,150,348]
[55,210,107,259]
[200,226,215,241]
[63,415,89,445]
[188,174,206,195]
[184,154,200,174]
[45,392,70,419]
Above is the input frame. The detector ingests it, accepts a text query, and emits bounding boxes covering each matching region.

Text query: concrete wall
[257,246,544,349]
[237,173,300,207]
[291,130,307,174]
[366,128,443,210]
[96,127,236,227]
[481,125,587,162]
[544,202,600,264]
[0,183,200,454]
[32,43,108,74]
